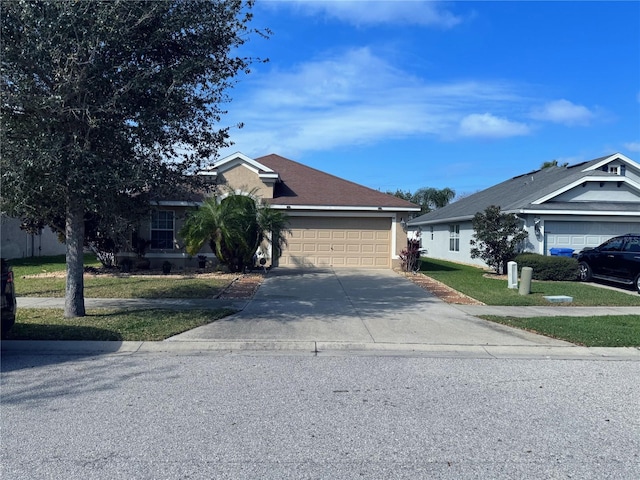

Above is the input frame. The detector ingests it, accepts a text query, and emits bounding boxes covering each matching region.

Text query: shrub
[514,253,578,281]
[400,239,421,273]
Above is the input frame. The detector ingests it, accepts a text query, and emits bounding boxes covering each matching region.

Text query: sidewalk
[8,289,639,359]
[17,297,639,318]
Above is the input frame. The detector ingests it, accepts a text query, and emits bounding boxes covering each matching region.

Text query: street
[2,351,639,479]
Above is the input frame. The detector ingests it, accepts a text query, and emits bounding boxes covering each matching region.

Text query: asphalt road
[2,351,639,479]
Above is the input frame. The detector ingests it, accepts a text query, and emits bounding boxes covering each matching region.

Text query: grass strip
[5,308,236,341]
[481,315,640,347]
[420,258,640,306]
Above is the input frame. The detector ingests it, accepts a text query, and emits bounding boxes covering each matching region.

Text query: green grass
[11,253,232,298]
[5,308,236,341]
[10,254,101,276]
[17,275,230,298]
[420,258,640,306]
[481,315,640,347]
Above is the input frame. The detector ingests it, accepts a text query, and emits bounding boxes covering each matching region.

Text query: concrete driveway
[170,269,569,347]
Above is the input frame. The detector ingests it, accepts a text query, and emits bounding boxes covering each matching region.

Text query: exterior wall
[217,164,274,199]
[553,183,638,202]
[127,206,216,270]
[415,220,486,268]
[1,214,66,259]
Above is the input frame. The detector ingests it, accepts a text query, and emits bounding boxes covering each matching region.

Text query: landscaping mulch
[216,273,265,299]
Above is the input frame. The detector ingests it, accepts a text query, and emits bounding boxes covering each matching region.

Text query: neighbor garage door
[545,221,640,254]
[279,217,391,268]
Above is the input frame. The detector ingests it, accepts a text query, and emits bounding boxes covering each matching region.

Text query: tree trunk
[65,203,85,318]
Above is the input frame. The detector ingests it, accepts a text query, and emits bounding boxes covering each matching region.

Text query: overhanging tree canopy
[1,0,264,316]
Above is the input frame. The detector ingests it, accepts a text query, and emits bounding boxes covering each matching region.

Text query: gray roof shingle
[408,154,638,225]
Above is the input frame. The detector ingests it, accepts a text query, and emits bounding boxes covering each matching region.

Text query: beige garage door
[279,217,391,268]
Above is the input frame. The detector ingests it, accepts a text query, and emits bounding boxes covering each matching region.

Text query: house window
[449,224,460,252]
[608,165,620,175]
[151,210,174,249]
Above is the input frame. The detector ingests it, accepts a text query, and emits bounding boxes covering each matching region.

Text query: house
[408,153,640,268]
[144,152,420,269]
[1,213,66,259]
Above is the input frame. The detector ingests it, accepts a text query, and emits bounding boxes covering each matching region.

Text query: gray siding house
[408,153,640,268]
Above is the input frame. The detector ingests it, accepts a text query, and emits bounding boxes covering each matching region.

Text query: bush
[514,253,578,281]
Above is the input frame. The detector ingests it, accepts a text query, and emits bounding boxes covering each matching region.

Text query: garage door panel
[280,216,392,268]
[545,221,640,254]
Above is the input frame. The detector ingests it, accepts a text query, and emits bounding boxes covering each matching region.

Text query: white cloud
[530,99,595,126]
[264,0,463,28]
[624,141,640,152]
[458,113,530,139]
[223,48,535,156]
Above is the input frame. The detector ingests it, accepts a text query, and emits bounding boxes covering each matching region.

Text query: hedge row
[514,253,579,281]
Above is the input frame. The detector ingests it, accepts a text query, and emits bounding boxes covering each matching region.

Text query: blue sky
[219,1,640,197]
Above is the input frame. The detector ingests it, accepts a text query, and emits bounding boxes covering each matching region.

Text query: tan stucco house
[144,152,420,269]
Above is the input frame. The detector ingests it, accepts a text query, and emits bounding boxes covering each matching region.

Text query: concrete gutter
[2,339,639,360]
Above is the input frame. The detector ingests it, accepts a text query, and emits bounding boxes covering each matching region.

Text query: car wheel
[635,274,640,295]
[578,262,592,281]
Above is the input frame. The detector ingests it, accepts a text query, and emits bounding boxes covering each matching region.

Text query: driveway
[170,269,569,347]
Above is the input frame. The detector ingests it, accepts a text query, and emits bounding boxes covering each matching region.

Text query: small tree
[470,205,528,274]
[180,192,290,273]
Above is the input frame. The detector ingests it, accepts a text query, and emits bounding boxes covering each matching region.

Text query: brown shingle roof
[256,154,418,210]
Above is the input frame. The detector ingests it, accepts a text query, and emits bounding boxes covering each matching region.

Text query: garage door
[545,221,640,254]
[279,217,391,268]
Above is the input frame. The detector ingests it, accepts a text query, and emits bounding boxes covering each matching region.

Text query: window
[608,165,620,175]
[151,210,174,249]
[449,224,460,252]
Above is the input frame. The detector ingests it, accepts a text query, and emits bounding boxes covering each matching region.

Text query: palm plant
[180,192,289,273]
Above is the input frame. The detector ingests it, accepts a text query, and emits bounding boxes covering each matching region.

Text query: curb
[2,340,639,360]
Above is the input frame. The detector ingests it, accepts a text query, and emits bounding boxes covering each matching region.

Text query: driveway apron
[169,269,568,346]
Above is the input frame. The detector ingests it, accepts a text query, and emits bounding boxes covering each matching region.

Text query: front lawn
[11,253,233,298]
[482,315,640,347]
[420,258,640,307]
[17,275,230,298]
[4,308,235,341]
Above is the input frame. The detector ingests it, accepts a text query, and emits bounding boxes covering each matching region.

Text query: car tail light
[6,271,13,283]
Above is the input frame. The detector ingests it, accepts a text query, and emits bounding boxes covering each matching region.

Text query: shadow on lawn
[419,259,462,273]
[4,323,122,342]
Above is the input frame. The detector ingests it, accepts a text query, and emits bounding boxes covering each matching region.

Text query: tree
[541,160,568,168]
[1,1,263,316]
[388,187,456,215]
[180,192,290,273]
[470,205,528,274]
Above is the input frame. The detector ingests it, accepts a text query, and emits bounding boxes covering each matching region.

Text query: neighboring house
[1,213,66,259]
[408,153,640,268]
[142,152,420,269]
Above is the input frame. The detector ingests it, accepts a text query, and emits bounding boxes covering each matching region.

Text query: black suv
[577,234,640,293]
[1,258,17,336]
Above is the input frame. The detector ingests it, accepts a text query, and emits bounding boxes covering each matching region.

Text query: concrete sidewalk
[9,269,639,359]
[17,297,248,311]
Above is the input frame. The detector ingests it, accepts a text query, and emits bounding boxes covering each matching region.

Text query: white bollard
[507,261,518,289]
